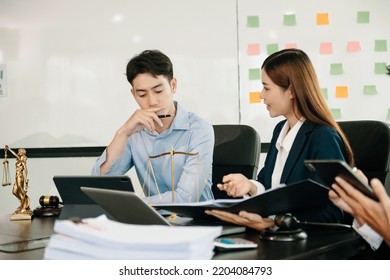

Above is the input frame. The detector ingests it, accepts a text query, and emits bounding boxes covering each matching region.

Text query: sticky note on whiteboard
[375,40,387,52]
[364,85,377,95]
[283,14,296,26]
[347,41,361,52]
[331,108,342,119]
[247,16,260,27]
[247,44,260,55]
[249,92,261,103]
[336,86,348,98]
[357,11,370,23]
[249,68,261,80]
[316,13,329,25]
[330,63,343,75]
[0,64,6,96]
[320,42,333,54]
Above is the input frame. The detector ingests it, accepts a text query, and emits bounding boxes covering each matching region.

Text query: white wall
[0,0,239,148]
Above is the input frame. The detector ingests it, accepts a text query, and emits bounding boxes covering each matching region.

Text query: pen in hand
[158,114,174,119]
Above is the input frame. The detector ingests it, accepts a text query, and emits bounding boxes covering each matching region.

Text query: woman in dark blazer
[206,48,355,229]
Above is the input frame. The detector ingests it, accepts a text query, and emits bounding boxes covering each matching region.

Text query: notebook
[80,187,245,236]
[53,175,134,220]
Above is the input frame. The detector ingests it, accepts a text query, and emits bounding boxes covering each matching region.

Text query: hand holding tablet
[304,159,378,201]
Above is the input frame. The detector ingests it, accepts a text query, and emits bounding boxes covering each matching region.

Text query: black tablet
[304,159,377,201]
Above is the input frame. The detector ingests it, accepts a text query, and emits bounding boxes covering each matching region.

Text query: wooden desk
[0,214,366,260]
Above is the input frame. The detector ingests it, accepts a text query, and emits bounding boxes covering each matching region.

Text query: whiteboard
[238,0,390,141]
[0,0,389,148]
[0,0,239,148]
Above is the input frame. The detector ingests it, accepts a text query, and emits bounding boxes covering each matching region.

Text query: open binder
[153,179,330,220]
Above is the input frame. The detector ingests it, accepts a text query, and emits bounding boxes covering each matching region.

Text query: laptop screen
[53,175,134,204]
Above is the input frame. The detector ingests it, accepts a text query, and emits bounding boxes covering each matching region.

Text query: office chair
[338,120,390,193]
[211,124,261,199]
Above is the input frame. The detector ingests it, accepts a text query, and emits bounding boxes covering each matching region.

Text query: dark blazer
[257,119,348,223]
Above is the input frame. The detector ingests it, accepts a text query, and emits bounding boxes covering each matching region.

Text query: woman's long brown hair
[262,48,355,166]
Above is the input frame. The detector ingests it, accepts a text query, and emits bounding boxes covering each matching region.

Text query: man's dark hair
[126,50,174,85]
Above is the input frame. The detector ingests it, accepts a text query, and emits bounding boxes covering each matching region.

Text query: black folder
[153,179,329,220]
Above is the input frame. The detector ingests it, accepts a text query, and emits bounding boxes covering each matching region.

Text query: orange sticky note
[247,44,260,55]
[347,41,361,52]
[335,86,348,98]
[316,13,329,25]
[249,92,262,103]
[320,42,333,54]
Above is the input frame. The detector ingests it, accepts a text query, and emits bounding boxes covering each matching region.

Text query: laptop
[53,175,134,220]
[80,187,245,236]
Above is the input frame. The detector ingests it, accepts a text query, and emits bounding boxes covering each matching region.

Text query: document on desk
[44,215,222,260]
[153,179,329,220]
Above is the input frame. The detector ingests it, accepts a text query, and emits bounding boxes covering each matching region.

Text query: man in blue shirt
[92,50,214,204]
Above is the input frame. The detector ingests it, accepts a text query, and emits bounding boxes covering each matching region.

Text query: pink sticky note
[347,41,361,52]
[320,42,333,54]
[247,44,260,55]
[285,43,297,49]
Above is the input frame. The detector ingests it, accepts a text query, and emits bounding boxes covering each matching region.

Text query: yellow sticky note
[336,86,348,98]
[249,92,262,104]
[316,13,329,25]
[247,44,260,55]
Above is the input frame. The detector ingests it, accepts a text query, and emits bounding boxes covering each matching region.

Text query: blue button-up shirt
[91,102,215,204]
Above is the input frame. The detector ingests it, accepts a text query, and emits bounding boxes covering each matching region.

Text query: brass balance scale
[143,147,205,203]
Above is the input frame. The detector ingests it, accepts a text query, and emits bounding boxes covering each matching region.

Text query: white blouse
[250,118,305,196]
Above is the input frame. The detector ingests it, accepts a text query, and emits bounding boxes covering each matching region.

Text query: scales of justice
[2,145,33,220]
[143,147,205,203]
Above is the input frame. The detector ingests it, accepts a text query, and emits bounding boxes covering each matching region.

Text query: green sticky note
[330,108,342,119]
[267,44,279,55]
[247,16,260,28]
[375,62,388,74]
[283,14,296,26]
[375,40,387,52]
[387,109,390,121]
[357,11,369,23]
[249,68,261,80]
[330,63,343,75]
[322,88,328,100]
[363,85,377,95]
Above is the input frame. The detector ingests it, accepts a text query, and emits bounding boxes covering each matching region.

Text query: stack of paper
[44,215,222,260]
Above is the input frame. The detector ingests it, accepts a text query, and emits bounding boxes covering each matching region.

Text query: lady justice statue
[2,145,33,220]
